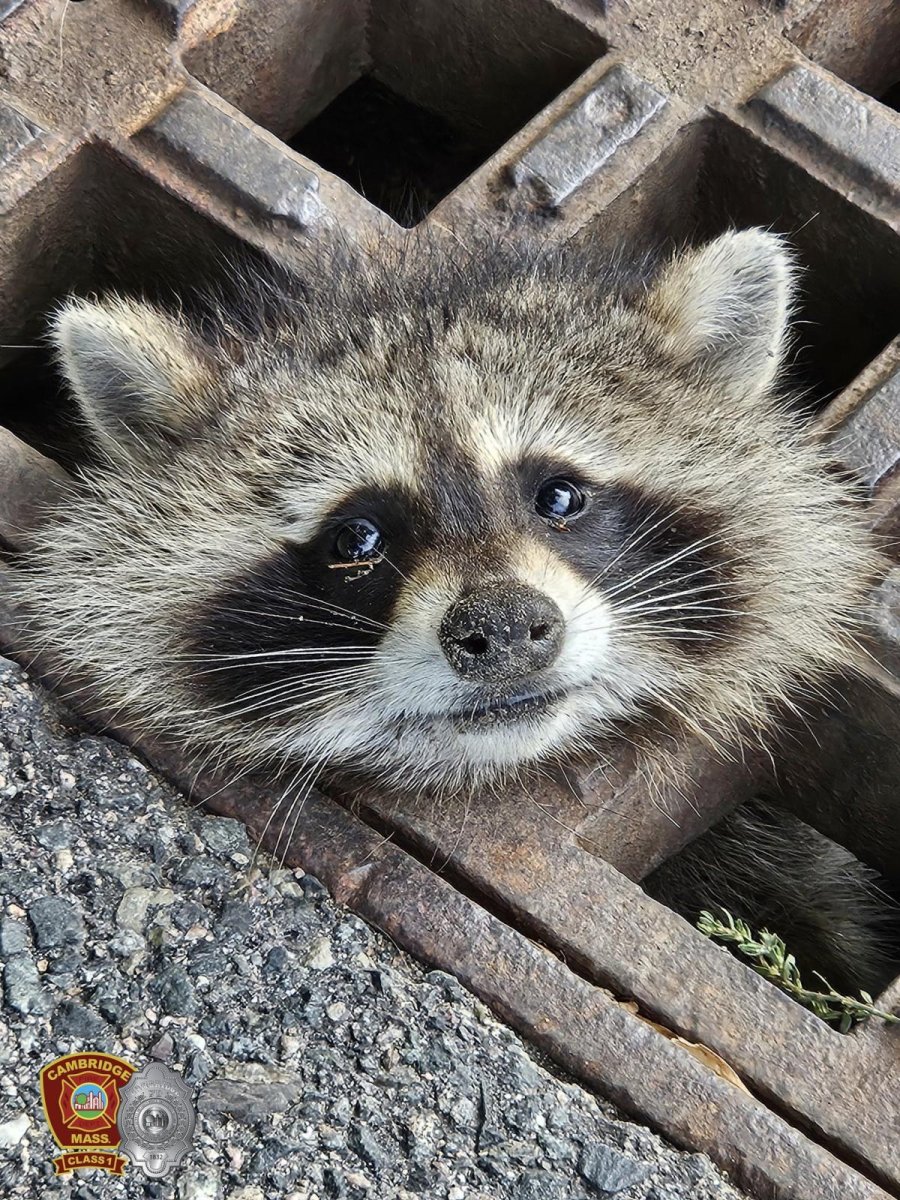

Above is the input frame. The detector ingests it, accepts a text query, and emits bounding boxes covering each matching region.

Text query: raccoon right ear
[51,295,213,455]
[643,229,796,397]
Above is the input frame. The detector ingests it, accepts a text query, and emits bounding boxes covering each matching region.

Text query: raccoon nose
[439,582,564,682]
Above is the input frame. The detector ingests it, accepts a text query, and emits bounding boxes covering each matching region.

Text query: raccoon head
[21,229,876,794]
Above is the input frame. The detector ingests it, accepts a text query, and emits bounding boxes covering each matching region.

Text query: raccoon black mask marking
[12,229,896,988]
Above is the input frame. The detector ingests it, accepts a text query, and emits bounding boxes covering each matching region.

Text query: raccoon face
[24,229,875,793]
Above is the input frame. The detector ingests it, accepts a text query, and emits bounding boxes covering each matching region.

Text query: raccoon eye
[334,519,384,563]
[535,478,586,522]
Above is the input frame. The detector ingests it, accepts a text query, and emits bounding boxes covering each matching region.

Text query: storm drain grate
[0,2,899,1198]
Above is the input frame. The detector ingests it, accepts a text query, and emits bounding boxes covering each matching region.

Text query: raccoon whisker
[430,789,474,875]
[601,552,738,608]
[186,661,379,694]
[521,788,603,847]
[615,607,745,623]
[206,607,385,638]
[569,503,687,613]
[375,550,412,585]
[597,534,727,604]
[569,523,676,619]
[270,677,383,718]
[186,649,380,673]
[610,584,749,608]
[614,592,748,619]
[187,647,380,664]
[611,580,749,612]
[615,614,731,632]
[611,623,727,641]
[636,603,742,620]
[189,666,379,695]
[631,628,725,641]
[184,750,281,817]
[273,758,327,875]
[604,582,750,618]
[254,761,312,882]
[208,666,380,713]
[604,613,715,634]
[175,728,281,809]
[236,676,381,710]
[840,629,889,671]
[642,689,735,759]
[259,614,384,637]
[533,760,593,811]
[230,584,390,631]
[275,772,324,875]
[205,675,378,723]
[611,572,751,602]
[223,660,379,686]
[577,605,740,635]
[613,603,746,621]
[238,669,380,710]
[267,607,388,633]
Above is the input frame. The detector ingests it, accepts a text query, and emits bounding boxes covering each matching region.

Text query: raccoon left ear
[51,295,213,455]
[644,229,796,396]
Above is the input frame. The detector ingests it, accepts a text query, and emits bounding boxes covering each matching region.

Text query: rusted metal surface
[831,365,900,494]
[200,774,896,1200]
[749,63,900,212]
[0,101,42,170]
[788,0,900,100]
[1,1,900,1196]
[338,770,900,1186]
[506,65,667,211]
[144,83,326,231]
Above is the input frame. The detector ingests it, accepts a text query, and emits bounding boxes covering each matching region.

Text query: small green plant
[697,908,900,1032]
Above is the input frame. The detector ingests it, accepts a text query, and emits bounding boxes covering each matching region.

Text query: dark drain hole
[0,349,89,471]
[288,78,488,227]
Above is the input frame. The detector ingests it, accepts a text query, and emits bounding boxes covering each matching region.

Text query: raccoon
[10,228,898,989]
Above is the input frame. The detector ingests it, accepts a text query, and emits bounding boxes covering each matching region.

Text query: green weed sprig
[697,909,900,1032]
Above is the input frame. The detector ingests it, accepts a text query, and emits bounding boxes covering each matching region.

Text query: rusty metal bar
[748,63,900,216]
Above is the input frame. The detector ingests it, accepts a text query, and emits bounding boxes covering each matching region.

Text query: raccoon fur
[10,228,898,990]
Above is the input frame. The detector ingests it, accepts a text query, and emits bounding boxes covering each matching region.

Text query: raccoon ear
[644,229,796,396]
[51,296,212,453]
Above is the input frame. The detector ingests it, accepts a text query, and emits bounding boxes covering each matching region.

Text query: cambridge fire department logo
[39,1052,135,1175]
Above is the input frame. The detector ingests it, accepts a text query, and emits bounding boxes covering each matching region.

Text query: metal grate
[1,3,899,1197]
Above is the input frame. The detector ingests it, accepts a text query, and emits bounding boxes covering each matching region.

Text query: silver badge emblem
[117,1061,195,1178]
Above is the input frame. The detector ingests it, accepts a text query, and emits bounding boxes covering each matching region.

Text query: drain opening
[0,351,83,471]
[642,679,900,1006]
[643,794,900,1003]
[185,0,606,225]
[287,77,487,227]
